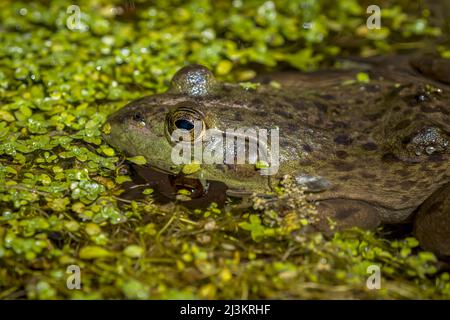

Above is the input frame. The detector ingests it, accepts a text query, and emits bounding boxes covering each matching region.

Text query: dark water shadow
[119,164,230,209]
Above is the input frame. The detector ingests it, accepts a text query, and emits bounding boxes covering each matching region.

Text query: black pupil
[175,119,194,130]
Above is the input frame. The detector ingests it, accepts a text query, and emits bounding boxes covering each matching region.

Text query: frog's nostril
[133,112,145,123]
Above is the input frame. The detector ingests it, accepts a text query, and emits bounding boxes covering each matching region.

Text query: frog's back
[255,61,449,223]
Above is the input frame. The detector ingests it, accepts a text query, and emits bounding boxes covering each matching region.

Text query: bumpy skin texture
[414,183,450,259]
[104,60,450,230]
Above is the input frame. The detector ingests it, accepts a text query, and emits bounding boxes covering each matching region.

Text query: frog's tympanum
[105,58,450,258]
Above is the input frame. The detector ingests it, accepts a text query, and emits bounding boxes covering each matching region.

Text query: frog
[104,58,450,258]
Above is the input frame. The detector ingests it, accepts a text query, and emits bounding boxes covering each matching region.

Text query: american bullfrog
[104,58,450,258]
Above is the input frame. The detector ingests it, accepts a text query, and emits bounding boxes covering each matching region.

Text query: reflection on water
[120,164,229,209]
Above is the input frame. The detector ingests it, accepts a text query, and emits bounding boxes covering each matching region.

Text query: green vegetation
[0,0,449,299]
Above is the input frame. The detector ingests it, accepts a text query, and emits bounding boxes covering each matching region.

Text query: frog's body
[105,58,450,257]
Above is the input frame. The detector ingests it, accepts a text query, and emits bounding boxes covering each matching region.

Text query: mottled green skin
[105,61,449,227]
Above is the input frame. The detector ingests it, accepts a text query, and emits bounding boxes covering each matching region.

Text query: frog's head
[104,65,275,195]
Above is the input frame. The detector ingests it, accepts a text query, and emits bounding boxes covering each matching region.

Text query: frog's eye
[169,64,217,97]
[166,104,206,142]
